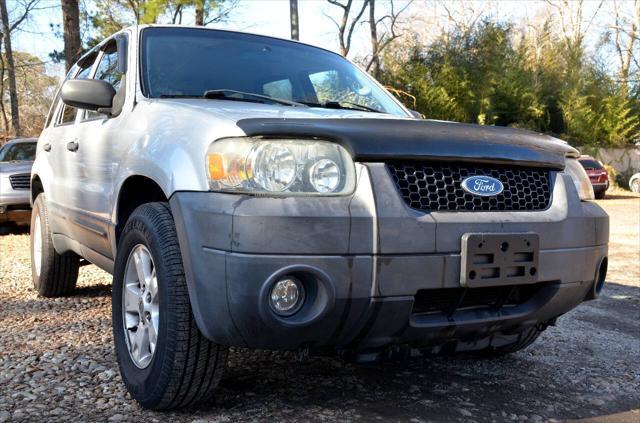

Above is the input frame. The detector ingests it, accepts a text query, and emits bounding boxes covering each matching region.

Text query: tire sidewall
[112,211,174,408]
[30,194,48,291]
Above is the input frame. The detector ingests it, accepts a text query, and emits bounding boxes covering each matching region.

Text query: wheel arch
[30,174,44,206]
[114,175,169,247]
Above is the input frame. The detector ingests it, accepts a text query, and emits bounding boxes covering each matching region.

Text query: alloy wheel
[122,244,160,369]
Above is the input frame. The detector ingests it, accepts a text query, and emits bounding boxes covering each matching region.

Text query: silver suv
[31,26,609,410]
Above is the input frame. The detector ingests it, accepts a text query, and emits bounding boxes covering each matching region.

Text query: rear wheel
[631,179,640,193]
[112,202,227,410]
[595,190,606,199]
[30,194,80,297]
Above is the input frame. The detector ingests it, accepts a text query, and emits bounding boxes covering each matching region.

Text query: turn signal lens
[207,153,225,181]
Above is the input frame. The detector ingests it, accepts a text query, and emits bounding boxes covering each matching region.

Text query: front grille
[9,173,30,190]
[387,162,552,212]
[412,283,547,317]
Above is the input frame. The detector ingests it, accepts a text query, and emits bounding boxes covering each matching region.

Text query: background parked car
[0,138,37,230]
[578,155,609,199]
[630,173,640,193]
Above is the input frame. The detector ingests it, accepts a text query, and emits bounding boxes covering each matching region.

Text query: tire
[30,194,80,297]
[595,190,606,199]
[112,202,228,410]
[479,326,543,357]
[631,179,640,193]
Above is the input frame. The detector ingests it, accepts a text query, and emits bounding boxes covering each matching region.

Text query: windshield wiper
[203,89,307,107]
[303,100,383,113]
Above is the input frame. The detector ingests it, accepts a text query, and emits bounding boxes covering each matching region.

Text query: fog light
[269,277,305,316]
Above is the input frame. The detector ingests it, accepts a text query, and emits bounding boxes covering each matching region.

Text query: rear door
[44,53,98,238]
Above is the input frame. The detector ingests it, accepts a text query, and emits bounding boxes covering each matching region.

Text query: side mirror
[409,109,424,119]
[61,79,116,113]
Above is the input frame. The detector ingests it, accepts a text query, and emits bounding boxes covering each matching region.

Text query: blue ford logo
[461,176,504,197]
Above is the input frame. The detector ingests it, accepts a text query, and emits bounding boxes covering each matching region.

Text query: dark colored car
[0,138,37,228]
[578,156,609,199]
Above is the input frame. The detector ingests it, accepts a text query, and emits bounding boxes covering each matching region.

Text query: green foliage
[81,1,234,48]
[379,19,640,147]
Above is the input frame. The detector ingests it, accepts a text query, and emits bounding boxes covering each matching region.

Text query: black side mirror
[61,79,116,113]
[409,109,424,119]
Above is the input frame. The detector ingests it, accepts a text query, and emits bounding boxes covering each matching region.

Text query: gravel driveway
[1,195,639,422]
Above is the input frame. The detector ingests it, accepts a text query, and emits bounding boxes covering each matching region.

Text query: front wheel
[631,179,640,193]
[112,202,227,410]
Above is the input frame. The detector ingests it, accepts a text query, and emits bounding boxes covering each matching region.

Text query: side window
[84,41,124,120]
[94,43,122,90]
[45,66,76,127]
[56,57,96,126]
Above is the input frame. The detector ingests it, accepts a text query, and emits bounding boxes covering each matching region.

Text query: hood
[154,98,403,121]
[0,160,33,174]
[154,99,575,169]
[236,118,577,169]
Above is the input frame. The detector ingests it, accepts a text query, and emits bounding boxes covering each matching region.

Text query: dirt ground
[0,193,638,422]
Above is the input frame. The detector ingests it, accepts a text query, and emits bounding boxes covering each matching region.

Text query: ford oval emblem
[461,175,504,197]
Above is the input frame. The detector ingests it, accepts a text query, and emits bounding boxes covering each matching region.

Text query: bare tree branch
[365,0,413,77]
[327,0,370,57]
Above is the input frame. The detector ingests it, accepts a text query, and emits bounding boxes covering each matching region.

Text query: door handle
[66,141,79,152]
[42,143,51,152]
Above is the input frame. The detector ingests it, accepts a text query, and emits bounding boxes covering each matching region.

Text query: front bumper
[0,180,31,224]
[170,164,609,352]
[591,182,609,192]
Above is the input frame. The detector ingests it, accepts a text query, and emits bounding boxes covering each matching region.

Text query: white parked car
[629,172,640,193]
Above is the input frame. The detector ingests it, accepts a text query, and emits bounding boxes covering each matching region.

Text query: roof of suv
[132,24,344,59]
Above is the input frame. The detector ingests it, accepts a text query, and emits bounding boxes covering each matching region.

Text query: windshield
[0,142,36,162]
[141,27,408,116]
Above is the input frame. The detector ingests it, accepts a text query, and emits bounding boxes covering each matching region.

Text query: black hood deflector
[236,118,576,169]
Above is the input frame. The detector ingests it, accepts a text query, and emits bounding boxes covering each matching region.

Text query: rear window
[578,158,603,169]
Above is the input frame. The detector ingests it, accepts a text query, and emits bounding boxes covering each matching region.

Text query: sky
[11,0,350,78]
[8,0,619,79]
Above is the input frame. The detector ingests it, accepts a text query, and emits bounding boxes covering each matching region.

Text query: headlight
[565,158,594,201]
[206,138,356,195]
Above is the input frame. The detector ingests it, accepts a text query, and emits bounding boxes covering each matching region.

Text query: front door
[69,37,127,259]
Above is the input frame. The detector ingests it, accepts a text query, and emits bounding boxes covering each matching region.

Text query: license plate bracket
[460,233,539,287]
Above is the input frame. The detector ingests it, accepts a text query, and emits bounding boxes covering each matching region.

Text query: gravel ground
[1,194,639,422]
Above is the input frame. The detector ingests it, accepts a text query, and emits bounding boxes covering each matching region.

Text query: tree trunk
[290,0,299,40]
[195,0,205,25]
[0,0,20,136]
[368,0,380,78]
[0,43,9,134]
[61,0,82,72]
